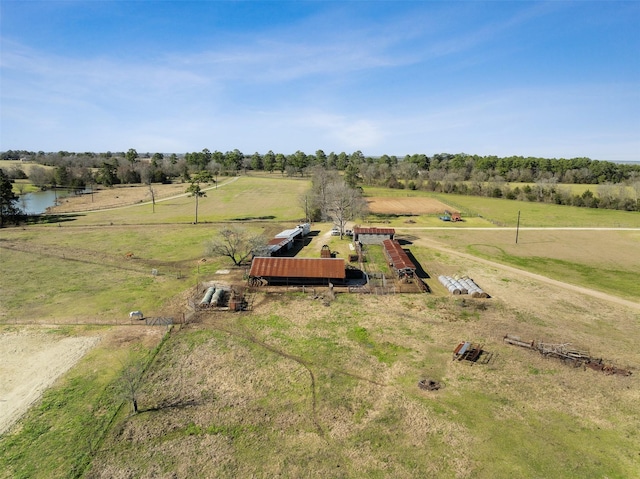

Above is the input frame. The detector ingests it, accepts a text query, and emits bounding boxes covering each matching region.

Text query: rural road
[395,226,640,231]
[409,234,640,312]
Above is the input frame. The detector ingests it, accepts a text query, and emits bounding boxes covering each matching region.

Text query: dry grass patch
[366,196,453,215]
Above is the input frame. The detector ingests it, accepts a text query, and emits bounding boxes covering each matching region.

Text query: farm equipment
[453,341,492,364]
[503,334,632,376]
[440,210,463,222]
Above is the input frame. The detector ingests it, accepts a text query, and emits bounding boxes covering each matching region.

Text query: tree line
[2,148,639,212]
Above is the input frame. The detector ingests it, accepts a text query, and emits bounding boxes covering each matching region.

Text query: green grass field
[54,176,311,226]
[362,186,640,228]
[1,175,639,478]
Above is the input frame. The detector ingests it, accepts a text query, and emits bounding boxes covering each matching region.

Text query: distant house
[353,227,395,245]
[249,257,346,286]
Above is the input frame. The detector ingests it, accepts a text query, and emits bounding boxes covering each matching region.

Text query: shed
[353,227,395,245]
[249,257,346,285]
[265,236,293,256]
[382,239,416,278]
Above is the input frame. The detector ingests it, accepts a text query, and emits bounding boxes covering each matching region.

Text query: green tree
[0,168,21,227]
[250,152,263,170]
[344,162,360,188]
[336,152,349,170]
[186,171,212,224]
[315,149,327,168]
[224,149,244,173]
[275,153,287,175]
[263,150,276,173]
[327,152,338,169]
[125,148,139,165]
[289,150,308,176]
[151,152,164,167]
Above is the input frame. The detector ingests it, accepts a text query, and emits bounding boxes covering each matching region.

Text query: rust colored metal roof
[382,239,416,271]
[268,237,289,246]
[354,227,395,235]
[250,257,345,279]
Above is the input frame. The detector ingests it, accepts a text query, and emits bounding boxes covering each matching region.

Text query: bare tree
[147,183,157,213]
[307,166,340,221]
[206,226,267,266]
[325,181,368,238]
[116,358,145,414]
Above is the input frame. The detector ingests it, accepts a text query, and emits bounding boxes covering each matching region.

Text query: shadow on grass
[405,250,430,280]
[231,215,276,221]
[140,397,201,413]
[26,213,86,225]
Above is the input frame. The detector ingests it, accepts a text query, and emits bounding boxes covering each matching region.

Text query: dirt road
[0,332,100,434]
[412,235,640,312]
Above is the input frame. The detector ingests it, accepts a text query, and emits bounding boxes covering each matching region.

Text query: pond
[18,188,90,215]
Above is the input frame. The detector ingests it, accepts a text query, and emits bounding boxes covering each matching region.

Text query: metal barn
[249,257,346,286]
[382,239,416,278]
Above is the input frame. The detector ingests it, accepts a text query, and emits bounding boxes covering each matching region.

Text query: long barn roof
[249,257,346,279]
[353,227,395,235]
[382,239,416,271]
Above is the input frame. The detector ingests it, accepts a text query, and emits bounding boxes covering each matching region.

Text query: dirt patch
[0,330,100,434]
[366,196,453,215]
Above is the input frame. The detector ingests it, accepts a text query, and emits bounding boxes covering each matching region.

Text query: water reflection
[19,188,88,215]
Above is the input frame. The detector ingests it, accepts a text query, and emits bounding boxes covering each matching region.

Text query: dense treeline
[2,149,639,211]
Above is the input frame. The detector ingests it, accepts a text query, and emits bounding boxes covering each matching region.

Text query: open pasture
[431,193,640,228]
[76,279,640,478]
[46,175,310,225]
[361,186,640,228]
[1,175,639,478]
[402,228,640,303]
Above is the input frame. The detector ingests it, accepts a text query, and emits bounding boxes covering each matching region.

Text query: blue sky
[1,1,638,161]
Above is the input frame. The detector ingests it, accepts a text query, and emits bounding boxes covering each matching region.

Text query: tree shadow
[26,213,86,225]
[140,397,200,413]
[231,215,276,221]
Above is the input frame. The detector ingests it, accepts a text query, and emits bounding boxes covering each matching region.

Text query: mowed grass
[0,223,272,321]
[431,193,640,227]
[361,187,640,228]
[53,175,310,226]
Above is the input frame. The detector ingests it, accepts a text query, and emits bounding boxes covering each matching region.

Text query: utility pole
[515,210,521,244]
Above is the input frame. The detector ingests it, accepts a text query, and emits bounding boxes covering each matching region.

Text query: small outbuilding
[353,227,395,245]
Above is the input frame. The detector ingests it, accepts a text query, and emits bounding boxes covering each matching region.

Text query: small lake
[19,189,89,215]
